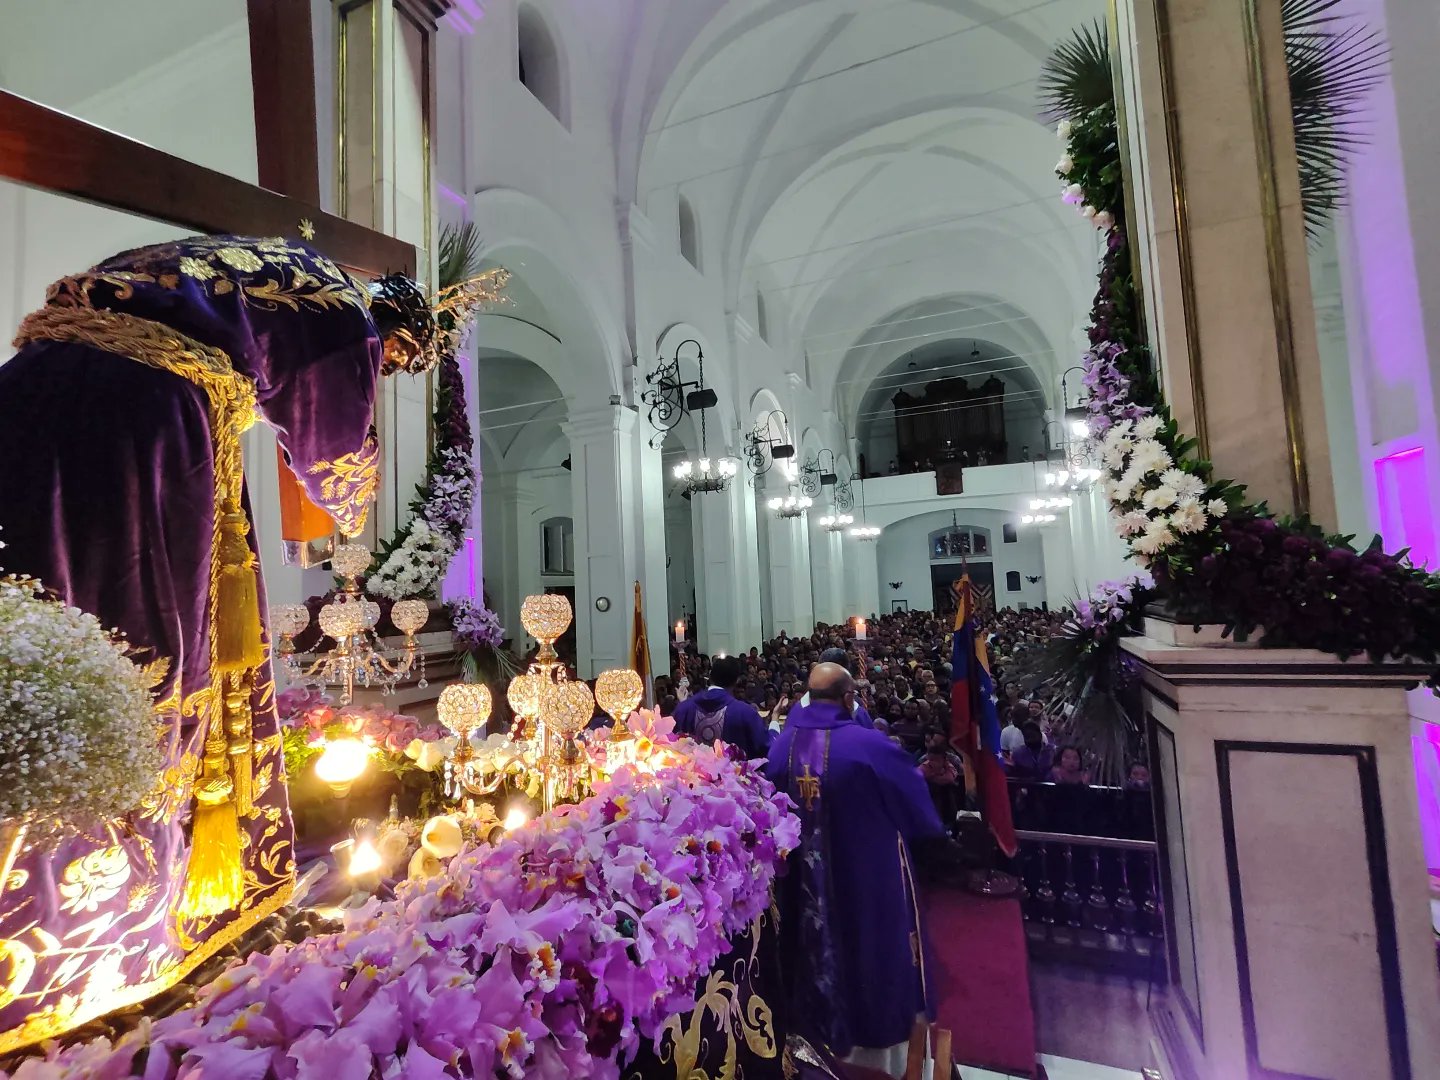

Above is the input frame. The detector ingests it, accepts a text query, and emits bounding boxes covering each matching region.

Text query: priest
[765,662,946,1072]
[0,235,436,1051]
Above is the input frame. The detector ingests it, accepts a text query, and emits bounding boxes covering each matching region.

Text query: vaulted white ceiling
[623,0,1105,437]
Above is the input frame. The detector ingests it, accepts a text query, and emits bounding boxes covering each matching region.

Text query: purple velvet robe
[765,701,943,1055]
[0,235,381,1049]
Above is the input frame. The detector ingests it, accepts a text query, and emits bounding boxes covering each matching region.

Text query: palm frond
[1039,20,1113,122]
[1282,0,1389,237]
[437,221,483,291]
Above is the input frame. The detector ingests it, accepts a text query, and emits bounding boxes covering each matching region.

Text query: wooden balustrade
[1014,829,1165,977]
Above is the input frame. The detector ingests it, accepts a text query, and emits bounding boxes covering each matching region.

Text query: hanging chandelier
[849,525,881,540]
[673,455,738,493]
[272,545,429,705]
[767,492,812,518]
[671,350,737,495]
[818,513,853,532]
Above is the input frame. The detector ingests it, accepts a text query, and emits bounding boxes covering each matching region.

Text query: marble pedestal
[1121,621,1440,1080]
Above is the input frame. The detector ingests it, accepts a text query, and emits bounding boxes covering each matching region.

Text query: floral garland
[366,352,475,601]
[1055,107,1440,685]
[15,737,799,1079]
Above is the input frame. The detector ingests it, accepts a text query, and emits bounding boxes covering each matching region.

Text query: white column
[764,507,814,637]
[563,406,641,677]
[809,524,844,626]
[636,438,671,676]
[1041,519,1077,612]
[692,474,762,656]
[845,537,881,622]
[480,471,526,647]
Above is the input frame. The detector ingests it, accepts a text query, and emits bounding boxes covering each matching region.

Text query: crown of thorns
[368,269,510,375]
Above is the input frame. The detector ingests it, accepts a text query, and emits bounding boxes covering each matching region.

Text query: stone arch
[470,188,625,403]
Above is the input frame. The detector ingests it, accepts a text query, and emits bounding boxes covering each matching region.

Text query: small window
[678,195,700,270]
[518,4,566,127]
[756,291,770,342]
[541,517,574,575]
[1002,523,1018,544]
[1005,571,1022,592]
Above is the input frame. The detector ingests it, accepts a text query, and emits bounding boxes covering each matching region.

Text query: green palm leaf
[437,221,482,291]
[1040,6,1386,239]
[1282,0,1388,237]
[1038,19,1111,122]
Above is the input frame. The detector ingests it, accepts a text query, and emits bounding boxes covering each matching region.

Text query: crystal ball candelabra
[271,544,430,705]
[440,593,651,812]
[595,668,643,740]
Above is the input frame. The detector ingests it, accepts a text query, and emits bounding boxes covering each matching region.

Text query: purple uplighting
[1374,447,1435,569]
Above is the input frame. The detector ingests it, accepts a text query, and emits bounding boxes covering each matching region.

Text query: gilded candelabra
[271,545,430,705]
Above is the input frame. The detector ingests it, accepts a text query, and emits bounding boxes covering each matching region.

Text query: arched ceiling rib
[630,0,1106,425]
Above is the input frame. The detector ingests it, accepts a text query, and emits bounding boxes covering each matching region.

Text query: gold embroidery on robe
[308,438,380,536]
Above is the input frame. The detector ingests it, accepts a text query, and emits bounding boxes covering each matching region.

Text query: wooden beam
[0,90,414,277]
[247,0,321,204]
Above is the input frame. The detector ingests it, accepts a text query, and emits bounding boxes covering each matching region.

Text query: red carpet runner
[924,885,1039,1077]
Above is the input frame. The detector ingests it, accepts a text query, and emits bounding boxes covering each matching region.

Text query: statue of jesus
[0,234,435,1051]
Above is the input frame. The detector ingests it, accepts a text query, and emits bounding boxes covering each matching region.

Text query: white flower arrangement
[0,573,165,825]
[1097,419,1227,565]
[367,518,459,601]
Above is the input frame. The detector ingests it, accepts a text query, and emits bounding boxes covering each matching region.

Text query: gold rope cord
[13,305,264,918]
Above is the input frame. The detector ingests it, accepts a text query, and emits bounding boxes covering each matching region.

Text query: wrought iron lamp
[817,513,853,532]
[743,409,795,480]
[642,338,717,449]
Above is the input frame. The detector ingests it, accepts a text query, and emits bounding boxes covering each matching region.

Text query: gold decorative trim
[1149,0,1209,457]
[0,882,293,1056]
[1240,0,1310,516]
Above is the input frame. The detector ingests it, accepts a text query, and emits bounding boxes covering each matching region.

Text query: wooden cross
[0,1,428,277]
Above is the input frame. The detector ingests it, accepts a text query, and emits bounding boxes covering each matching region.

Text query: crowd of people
[654,604,1150,835]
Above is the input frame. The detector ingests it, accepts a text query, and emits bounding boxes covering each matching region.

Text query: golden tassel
[214,500,264,674]
[178,717,244,918]
[225,673,254,816]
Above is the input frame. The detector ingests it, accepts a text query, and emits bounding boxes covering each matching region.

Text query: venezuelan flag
[949,575,1018,857]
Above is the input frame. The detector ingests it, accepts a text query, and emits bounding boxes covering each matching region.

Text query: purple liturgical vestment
[764,700,943,1056]
[0,235,382,1050]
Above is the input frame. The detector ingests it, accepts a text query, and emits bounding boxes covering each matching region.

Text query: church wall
[874,507,1046,616]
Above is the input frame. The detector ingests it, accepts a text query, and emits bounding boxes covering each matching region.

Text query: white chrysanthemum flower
[1142,485,1178,512]
[1159,468,1206,500]
[1129,439,1173,478]
[1055,154,1074,175]
[1206,498,1228,519]
[1117,510,1150,536]
[1134,416,1164,440]
[1103,479,1132,506]
[1132,519,1177,556]
[1170,499,1207,534]
[1057,119,1073,140]
[1102,441,1132,471]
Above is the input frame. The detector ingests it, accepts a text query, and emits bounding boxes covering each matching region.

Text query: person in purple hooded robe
[765,661,946,1070]
[673,654,771,758]
[0,234,436,1052]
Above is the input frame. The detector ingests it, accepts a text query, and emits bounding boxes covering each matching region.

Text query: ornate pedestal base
[1121,620,1440,1080]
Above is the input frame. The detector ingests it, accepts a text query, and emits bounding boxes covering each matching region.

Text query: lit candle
[503,806,530,831]
[674,619,685,643]
[854,617,867,641]
[348,838,382,878]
